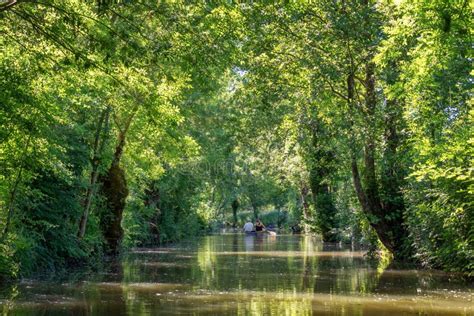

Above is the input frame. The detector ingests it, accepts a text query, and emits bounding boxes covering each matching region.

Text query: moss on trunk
[100,163,128,254]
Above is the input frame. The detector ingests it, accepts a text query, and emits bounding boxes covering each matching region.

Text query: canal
[1,234,472,315]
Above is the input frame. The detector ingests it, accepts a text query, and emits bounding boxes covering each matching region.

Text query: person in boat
[255,219,266,232]
[243,219,254,233]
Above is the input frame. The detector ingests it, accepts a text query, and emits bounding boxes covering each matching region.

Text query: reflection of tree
[300,236,318,291]
[373,260,431,296]
[197,236,218,287]
[238,292,313,316]
[232,232,239,251]
[93,261,127,316]
[308,244,384,295]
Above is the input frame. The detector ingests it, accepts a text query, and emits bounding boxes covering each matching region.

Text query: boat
[244,230,276,236]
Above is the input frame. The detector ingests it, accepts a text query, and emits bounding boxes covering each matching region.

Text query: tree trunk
[379,99,412,259]
[98,100,139,254]
[99,131,128,254]
[308,122,338,242]
[231,199,239,227]
[252,203,259,220]
[78,106,110,239]
[348,64,412,259]
[0,0,20,12]
[300,185,311,233]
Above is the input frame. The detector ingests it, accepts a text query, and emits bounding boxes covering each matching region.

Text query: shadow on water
[0,234,472,315]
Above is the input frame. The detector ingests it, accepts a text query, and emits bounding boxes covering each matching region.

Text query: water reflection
[0,234,472,315]
[244,235,254,252]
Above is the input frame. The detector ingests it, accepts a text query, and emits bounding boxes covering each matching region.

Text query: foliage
[0,0,472,277]
[377,0,473,273]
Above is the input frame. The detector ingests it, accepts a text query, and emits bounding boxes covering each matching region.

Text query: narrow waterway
[0,234,472,315]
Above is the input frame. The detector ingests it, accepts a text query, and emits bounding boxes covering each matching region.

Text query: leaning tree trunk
[98,101,139,254]
[78,106,110,239]
[347,64,412,260]
[379,98,412,258]
[99,131,128,254]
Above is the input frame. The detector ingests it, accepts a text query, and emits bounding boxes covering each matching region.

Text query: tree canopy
[0,0,472,278]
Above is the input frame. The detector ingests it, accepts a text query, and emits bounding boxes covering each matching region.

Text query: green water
[0,234,472,315]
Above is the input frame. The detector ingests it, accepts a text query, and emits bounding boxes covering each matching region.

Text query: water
[0,234,472,315]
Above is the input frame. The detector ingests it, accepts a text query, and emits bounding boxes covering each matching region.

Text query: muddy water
[0,234,472,315]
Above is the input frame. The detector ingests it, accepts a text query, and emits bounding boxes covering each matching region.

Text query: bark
[348,64,393,252]
[300,185,311,233]
[0,0,20,12]
[78,107,110,239]
[252,203,259,220]
[351,154,369,212]
[347,71,368,214]
[99,131,129,254]
[380,99,412,258]
[363,62,383,217]
[347,64,411,259]
[231,199,239,227]
[100,164,128,253]
[99,105,138,254]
